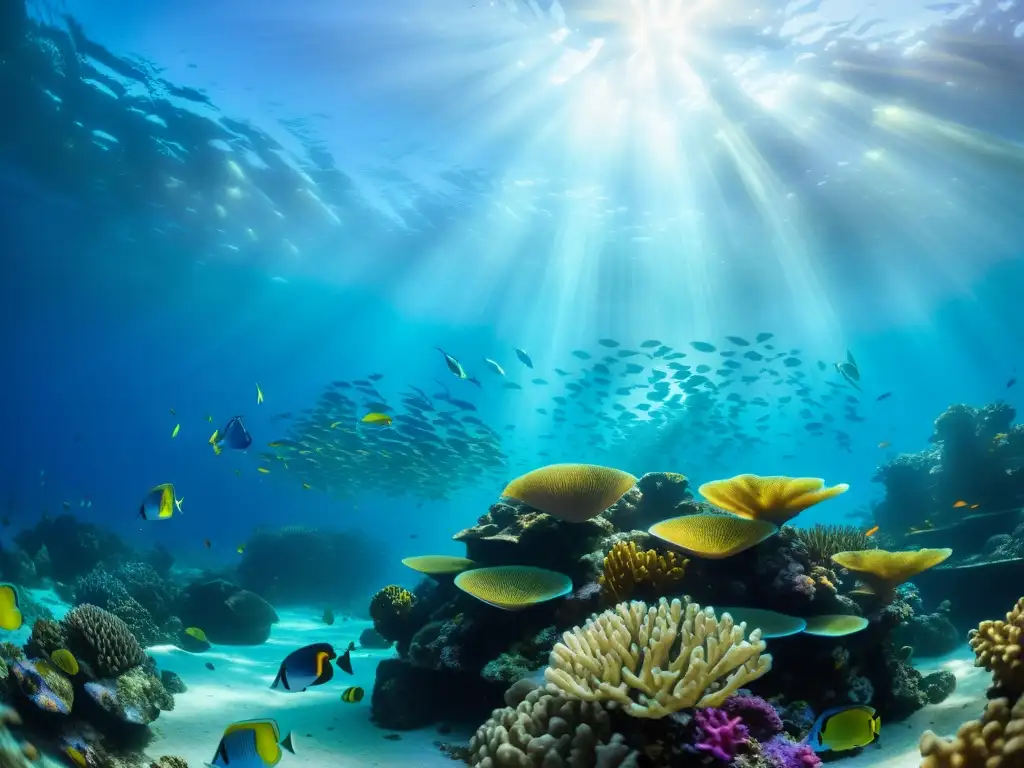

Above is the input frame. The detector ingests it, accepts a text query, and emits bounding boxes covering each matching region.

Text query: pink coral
[695,707,749,762]
[763,736,822,768]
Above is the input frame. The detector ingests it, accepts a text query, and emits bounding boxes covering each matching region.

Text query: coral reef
[920,696,1024,767]
[369,585,417,645]
[892,599,960,658]
[969,596,1024,697]
[695,707,748,761]
[237,525,384,607]
[72,566,180,647]
[177,579,278,645]
[14,515,132,583]
[64,604,146,678]
[793,525,875,570]
[598,541,687,604]
[545,598,771,717]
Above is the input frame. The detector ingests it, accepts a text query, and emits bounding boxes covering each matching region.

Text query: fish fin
[280,733,295,755]
[270,664,287,690]
[336,650,353,675]
[175,497,184,513]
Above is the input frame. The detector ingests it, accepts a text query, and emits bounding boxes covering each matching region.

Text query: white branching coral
[544,597,772,719]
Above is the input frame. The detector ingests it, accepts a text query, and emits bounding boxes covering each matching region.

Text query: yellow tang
[185,627,209,643]
[139,483,183,521]
[340,686,364,703]
[257,467,270,474]
[360,412,392,427]
[50,649,79,675]
[807,704,881,752]
[0,584,23,631]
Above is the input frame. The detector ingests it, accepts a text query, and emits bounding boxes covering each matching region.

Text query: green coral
[369,585,416,643]
[63,604,146,678]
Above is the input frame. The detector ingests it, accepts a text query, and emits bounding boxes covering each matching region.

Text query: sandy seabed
[22,591,989,768]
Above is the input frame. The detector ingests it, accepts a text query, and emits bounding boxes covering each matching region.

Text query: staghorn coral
[793,525,875,570]
[598,541,687,603]
[698,474,849,526]
[467,687,639,767]
[919,696,1024,768]
[544,597,771,718]
[969,597,1024,696]
[502,463,638,523]
[369,585,417,643]
[63,604,146,678]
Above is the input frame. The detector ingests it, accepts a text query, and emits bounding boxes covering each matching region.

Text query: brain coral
[63,604,146,678]
[467,687,638,767]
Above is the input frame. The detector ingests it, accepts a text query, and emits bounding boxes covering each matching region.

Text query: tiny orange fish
[877,441,890,449]
[865,525,879,537]
[953,500,968,508]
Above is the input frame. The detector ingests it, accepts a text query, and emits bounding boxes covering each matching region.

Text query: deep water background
[3,0,1024,600]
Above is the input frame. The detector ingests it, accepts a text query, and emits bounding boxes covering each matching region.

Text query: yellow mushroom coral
[648,513,778,559]
[502,464,637,523]
[401,556,475,576]
[454,566,573,610]
[969,597,1024,696]
[698,474,849,526]
[599,541,687,602]
[831,548,952,600]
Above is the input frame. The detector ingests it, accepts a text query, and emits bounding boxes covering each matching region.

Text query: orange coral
[969,597,1024,696]
[598,541,687,602]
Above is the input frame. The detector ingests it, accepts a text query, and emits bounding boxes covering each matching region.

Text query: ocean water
[2,0,1024,765]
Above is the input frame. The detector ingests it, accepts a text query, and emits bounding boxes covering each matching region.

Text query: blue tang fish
[210,416,253,455]
[209,719,294,768]
[270,642,336,692]
[806,704,880,752]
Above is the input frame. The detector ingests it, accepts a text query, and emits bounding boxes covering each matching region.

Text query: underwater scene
[3,0,1024,766]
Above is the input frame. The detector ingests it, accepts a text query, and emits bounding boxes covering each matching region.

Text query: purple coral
[721,695,783,741]
[695,707,749,762]
[763,736,822,768]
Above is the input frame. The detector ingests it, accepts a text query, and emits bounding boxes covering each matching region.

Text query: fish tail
[281,732,295,755]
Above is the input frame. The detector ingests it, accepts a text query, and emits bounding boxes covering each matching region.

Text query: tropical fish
[50,649,79,675]
[514,348,533,368]
[257,467,270,474]
[0,585,23,631]
[139,484,182,521]
[340,686,364,703]
[436,348,479,385]
[805,705,880,752]
[210,719,295,768]
[322,608,335,626]
[210,416,253,455]
[864,525,879,538]
[877,441,890,449]
[953,500,968,508]
[171,423,180,438]
[483,358,505,376]
[361,412,392,428]
[185,627,208,643]
[270,643,336,692]
[876,392,892,401]
[256,383,264,404]
[336,641,356,675]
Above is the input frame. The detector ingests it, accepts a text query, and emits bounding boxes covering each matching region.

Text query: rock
[178,580,278,645]
[370,659,498,730]
[358,627,392,649]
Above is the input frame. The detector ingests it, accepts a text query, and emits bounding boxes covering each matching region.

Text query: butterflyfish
[340,686,363,703]
[0,584,23,631]
[270,643,336,692]
[806,704,880,753]
[139,484,182,521]
[210,719,294,768]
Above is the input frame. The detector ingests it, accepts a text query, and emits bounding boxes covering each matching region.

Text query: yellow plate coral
[400,556,475,575]
[454,565,573,610]
[501,464,637,523]
[699,474,849,526]
[648,513,778,559]
[831,548,952,598]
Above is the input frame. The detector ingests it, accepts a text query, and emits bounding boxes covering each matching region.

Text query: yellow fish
[256,383,264,404]
[185,627,208,643]
[341,686,364,703]
[267,441,282,448]
[171,423,180,439]
[139,484,183,521]
[0,584,23,631]
[206,414,213,423]
[257,467,270,474]
[806,705,880,752]
[213,719,294,767]
[360,412,392,427]
[64,747,87,768]
[236,544,246,554]
[50,649,79,675]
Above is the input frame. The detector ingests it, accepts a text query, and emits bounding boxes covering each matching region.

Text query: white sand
[146,610,461,767]
[842,648,989,768]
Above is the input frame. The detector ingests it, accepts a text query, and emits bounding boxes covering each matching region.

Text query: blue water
[3,0,1024,602]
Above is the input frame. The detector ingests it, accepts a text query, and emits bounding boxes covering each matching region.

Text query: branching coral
[63,604,146,678]
[793,525,875,570]
[467,687,639,767]
[598,541,687,603]
[369,585,416,643]
[968,597,1024,696]
[919,696,1024,767]
[544,597,771,718]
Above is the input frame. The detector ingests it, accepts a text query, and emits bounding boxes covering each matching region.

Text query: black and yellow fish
[340,686,364,703]
[139,484,182,521]
[210,719,294,768]
[270,643,336,692]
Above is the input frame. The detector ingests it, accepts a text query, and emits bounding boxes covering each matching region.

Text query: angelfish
[209,416,253,455]
[270,643,336,692]
[436,348,479,387]
[139,484,183,521]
